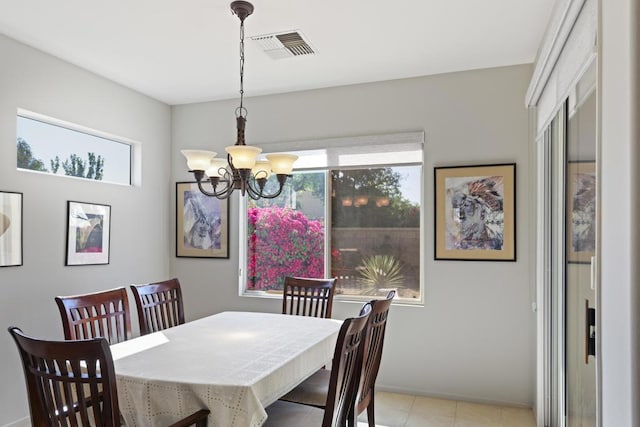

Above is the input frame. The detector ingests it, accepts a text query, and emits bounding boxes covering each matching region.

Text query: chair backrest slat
[130,278,185,335]
[56,287,131,345]
[356,289,396,415]
[322,303,372,427]
[8,326,120,426]
[282,277,336,318]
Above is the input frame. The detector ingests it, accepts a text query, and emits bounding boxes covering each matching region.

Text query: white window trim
[17,108,141,187]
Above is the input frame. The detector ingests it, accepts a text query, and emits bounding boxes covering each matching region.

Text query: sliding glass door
[543,61,598,427]
[565,68,597,427]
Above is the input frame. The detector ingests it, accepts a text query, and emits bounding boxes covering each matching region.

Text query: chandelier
[182,1,297,200]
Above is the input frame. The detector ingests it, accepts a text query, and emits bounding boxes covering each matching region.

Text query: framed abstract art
[0,191,23,267]
[566,161,596,263]
[435,163,516,261]
[176,182,229,259]
[66,201,111,266]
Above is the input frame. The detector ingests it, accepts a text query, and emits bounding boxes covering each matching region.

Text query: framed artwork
[567,161,596,263]
[66,201,111,266]
[176,182,229,259]
[0,191,23,267]
[435,163,516,261]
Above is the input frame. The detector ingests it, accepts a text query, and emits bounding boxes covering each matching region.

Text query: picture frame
[176,182,229,259]
[0,191,23,267]
[66,201,111,266]
[567,161,596,263]
[435,163,516,261]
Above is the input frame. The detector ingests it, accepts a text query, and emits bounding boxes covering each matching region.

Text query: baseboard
[1,416,30,427]
[375,384,533,409]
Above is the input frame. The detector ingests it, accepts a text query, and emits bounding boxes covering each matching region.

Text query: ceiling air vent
[251,31,315,59]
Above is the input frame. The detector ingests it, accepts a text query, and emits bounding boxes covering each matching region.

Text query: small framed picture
[176,182,229,259]
[435,163,516,261]
[567,161,596,263]
[66,201,111,266]
[0,191,23,267]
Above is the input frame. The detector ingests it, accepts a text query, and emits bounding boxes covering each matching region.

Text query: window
[16,111,132,185]
[241,132,423,303]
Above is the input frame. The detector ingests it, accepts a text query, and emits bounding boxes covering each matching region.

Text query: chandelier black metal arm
[190,163,291,200]
[246,173,290,199]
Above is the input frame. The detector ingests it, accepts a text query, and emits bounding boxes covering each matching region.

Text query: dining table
[110,311,342,427]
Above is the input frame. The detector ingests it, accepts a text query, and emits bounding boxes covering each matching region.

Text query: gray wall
[171,64,536,407]
[0,35,172,426]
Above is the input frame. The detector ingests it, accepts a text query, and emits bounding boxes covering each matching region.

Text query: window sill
[240,289,424,307]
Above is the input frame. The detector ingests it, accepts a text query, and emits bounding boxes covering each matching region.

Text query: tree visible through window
[16,114,131,185]
[331,166,420,300]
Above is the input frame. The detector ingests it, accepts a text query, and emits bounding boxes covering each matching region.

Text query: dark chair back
[322,303,371,427]
[130,278,185,335]
[9,326,210,427]
[282,277,336,318]
[356,290,396,422]
[55,287,131,345]
[8,326,120,426]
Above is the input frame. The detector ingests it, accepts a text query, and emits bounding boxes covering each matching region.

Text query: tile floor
[357,391,536,427]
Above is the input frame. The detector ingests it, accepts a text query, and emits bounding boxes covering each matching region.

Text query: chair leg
[346,405,357,427]
[367,399,376,427]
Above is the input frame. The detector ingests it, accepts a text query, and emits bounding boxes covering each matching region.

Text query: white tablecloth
[111,311,341,427]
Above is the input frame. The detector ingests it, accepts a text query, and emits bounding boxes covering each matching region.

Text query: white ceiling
[0,0,556,106]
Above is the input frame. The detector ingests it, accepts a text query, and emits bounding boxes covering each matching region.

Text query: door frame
[536,104,569,427]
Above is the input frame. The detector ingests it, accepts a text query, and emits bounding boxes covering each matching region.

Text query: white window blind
[526,0,597,137]
[258,131,424,169]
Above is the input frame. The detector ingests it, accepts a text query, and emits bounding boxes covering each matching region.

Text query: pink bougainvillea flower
[247,206,324,290]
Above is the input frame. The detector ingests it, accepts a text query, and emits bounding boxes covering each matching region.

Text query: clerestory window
[16,110,133,186]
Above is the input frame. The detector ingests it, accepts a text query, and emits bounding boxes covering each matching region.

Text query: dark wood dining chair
[55,287,131,345]
[279,290,396,427]
[351,289,396,426]
[263,303,372,427]
[8,326,209,427]
[130,278,185,335]
[282,276,337,318]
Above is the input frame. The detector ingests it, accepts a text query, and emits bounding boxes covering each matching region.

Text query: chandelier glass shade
[182,1,297,200]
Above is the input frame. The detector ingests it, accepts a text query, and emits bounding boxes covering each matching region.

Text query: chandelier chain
[238,18,245,116]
